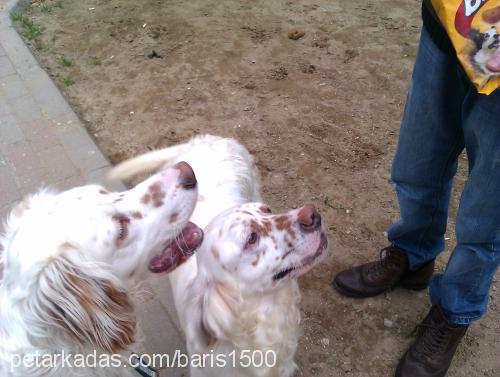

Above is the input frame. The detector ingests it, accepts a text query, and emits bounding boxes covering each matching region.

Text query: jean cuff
[429,292,482,325]
[439,310,480,325]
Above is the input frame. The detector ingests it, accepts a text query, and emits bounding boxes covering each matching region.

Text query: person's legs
[396,18,500,377]
[397,104,500,374]
[333,21,469,298]
[387,24,467,270]
[429,84,500,324]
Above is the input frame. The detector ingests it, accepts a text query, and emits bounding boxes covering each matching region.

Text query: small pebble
[340,361,352,373]
[384,319,394,328]
[288,28,305,40]
[320,338,330,347]
[352,302,363,313]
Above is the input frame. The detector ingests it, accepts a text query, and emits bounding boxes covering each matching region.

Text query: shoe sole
[332,279,428,299]
[399,281,429,290]
[332,279,381,298]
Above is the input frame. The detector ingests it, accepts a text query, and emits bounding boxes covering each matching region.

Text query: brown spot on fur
[112,214,130,223]
[148,182,162,194]
[169,213,179,224]
[113,198,123,203]
[99,190,110,195]
[262,220,273,233]
[112,214,130,244]
[131,212,143,219]
[274,215,291,231]
[152,194,165,206]
[219,228,223,237]
[141,193,151,204]
[259,206,272,214]
[251,254,260,266]
[211,246,220,260]
[148,182,166,207]
[250,220,269,237]
[287,227,297,240]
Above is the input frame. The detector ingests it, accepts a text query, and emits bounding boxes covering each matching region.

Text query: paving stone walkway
[0,1,115,222]
[0,1,187,375]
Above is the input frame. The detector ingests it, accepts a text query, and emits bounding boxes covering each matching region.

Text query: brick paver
[0,1,186,373]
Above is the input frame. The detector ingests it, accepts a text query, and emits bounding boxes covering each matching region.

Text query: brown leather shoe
[395,305,468,377]
[332,245,434,298]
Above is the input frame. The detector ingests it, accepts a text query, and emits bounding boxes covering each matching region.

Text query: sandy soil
[15,0,499,376]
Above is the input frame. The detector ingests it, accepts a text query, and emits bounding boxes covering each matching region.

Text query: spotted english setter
[0,163,203,377]
[110,134,329,377]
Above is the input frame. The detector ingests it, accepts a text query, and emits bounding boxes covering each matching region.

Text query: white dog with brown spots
[110,135,328,377]
[0,163,203,377]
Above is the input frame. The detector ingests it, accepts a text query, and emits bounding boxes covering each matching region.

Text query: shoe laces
[366,247,403,278]
[413,322,451,360]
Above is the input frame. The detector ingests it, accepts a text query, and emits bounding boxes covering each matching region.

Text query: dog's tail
[108,143,191,181]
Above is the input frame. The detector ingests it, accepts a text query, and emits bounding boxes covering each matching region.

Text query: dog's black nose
[174,161,197,189]
[297,204,321,232]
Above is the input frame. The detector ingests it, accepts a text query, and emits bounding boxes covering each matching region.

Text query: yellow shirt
[430,0,500,94]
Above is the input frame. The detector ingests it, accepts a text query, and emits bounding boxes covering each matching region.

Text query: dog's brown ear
[30,251,136,353]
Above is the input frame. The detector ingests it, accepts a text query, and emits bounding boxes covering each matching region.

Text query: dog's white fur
[0,166,199,376]
[111,135,328,377]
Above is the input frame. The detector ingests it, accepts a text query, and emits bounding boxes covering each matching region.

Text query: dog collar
[130,354,158,377]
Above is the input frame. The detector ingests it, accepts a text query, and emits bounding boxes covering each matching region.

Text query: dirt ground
[15,0,499,376]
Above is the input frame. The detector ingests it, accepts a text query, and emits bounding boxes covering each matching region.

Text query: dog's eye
[113,214,130,242]
[259,206,272,214]
[247,232,259,246]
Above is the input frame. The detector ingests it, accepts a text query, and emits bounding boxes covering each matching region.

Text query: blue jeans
[387,23,500,325]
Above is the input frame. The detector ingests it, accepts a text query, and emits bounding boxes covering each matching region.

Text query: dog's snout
[297,204,321,232]
[174,161,197,190]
